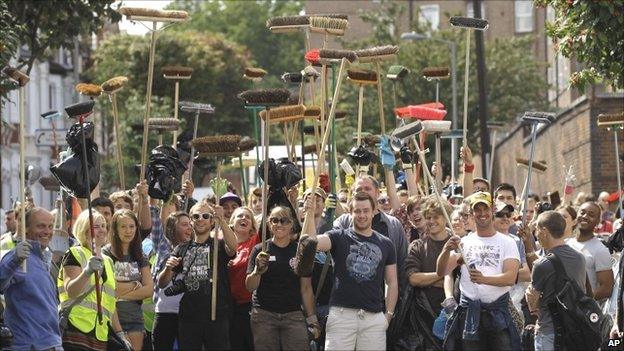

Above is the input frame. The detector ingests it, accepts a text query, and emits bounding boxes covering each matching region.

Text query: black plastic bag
[348,145,378,166]
[258,158,302,190]
[146,146,187,200]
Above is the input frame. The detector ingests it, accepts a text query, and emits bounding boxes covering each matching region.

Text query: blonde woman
[58,210,130,350]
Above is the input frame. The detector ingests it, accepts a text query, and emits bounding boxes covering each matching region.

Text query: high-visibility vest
[57,246,116,342]
[142,253,156,332]
[0,234,16,260]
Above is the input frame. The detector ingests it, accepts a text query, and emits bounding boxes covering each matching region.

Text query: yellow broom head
[597,112,624,128]
[75,83,102,97]
[347,69,378,85]
[303,144,317,155]
[423,66,450,79]
[516,158,547,173]
[101,76,128,94]
[162,66,193,80]
[193,135,242,155]
[148,118,179,131]
[2,66,30,86]
[355,45,399,62]
[309,16,348,35]
[244,67,267,80]
[259,105,307,123]
[118,7,189,22]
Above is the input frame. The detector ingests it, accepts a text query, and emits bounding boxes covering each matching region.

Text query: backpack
[546,253,608,351]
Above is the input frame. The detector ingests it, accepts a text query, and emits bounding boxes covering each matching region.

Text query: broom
[76,83,102,98]
[598,112,624,216]
[423,66,450,107]
[41,110,62,163]
[118,6,188,187]
[102,76,129,189]
[449,16,489,149]
[387,65,410,127]
[347,69,378,146]
[148,117,180,145]
[163,66,193,148]
[3,66,29,271]
[309,16,348,36]
[422,120,452,191]
[242,67,268,184]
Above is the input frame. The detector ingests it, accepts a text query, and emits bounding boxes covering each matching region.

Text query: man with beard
[437,192,521,350]
[567,201,613,303]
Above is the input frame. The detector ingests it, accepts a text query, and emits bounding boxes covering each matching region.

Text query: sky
[116,0,173,36]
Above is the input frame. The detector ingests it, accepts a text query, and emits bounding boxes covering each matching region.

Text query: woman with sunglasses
[245,206,317,350]
[227,207,260,350]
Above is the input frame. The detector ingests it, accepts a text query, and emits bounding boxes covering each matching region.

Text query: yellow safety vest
[142,253,156,332]
[0,235,16,260]
[57,246,116,342]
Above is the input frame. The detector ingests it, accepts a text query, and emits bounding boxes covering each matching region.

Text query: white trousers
[324,306,388,351]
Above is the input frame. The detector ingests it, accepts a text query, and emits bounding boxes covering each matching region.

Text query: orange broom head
[148,118,180,131]
[597,112,624,127]
[162,66,193,80]
[421,120,452,133]
[193,135,243,155]
[238,88,291,105]
[355,45,399,62]
[306,49,320,66]
[101,76,129,93]
[395,105,447,120]
[75,83,102,97]
[423,66,450,79]
[259,105,307,123]
[118,7,189,22]
[347,69,378,85]
[2,66,30,86]
[516,158,547,173]
[303,144,318,155]
[244,67,267,79]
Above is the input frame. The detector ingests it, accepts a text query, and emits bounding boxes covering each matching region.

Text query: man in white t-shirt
[437,192,521,350]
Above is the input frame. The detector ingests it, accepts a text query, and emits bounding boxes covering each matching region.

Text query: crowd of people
[0,144,622,351]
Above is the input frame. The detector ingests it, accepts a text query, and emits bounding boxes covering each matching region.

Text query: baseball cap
[469,191,492,209]
[303,187,327,200]
[494,201,515,214]
[219,192,242,206]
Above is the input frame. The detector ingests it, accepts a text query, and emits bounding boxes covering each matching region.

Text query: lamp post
[400,32,458,180]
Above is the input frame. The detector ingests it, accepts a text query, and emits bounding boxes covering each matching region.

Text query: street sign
[35,129,68,147]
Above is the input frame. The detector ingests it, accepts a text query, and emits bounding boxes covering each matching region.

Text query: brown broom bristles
[238,138,257,152]
[162,65,193,78]
[319,49,357,62]
[355,45,399,58]
[302,66,320,78]
[148,118,179,131]
[516,158,547,172]
[335,110,347,120]
[423,66,450,78]
[266,15,309,28]
[238,88,291,105]
[2,66,30,86]
[356,134,381,147]
[304,106,321,118]
[39,176,60,191]
[259,105,306,122]
[75,83,102,97]
[193,135,242,154]
[119,7,188,20]
[309,16,348,30]
[347,69,378,83]
[101,76,128,93]
[597,112,624,127]
[303,144,318,155]
[244,67,267,78]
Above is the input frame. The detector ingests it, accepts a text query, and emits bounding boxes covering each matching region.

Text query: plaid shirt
[391,205,413,244]
[148,205,171,277]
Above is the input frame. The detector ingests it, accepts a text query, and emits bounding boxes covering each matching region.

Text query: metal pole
[18,86,26,271]
[450,42,458,182]
[140,22,158,182]
[614,130,623,218]
[521,123,538,225]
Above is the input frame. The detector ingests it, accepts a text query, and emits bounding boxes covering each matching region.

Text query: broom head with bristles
[318,49,357,64]
[41,110,62,120]
[395,104,447,120]
[303,144,318,155]
[355,45,399,63]
[522,111,556,124]
[259,105,307,123]
[118,7,189,22]
[347,69,378,85]
[309,16,348,35]
[65,101,95,119]
[193,135,242,156]
[282,72,304,84]
[516,158,547,173]
[302,66,320,78]
[2,66,30,86]
[303,106,321,119]
[335,110,347,121]
[148,118,179,132]
[244,67,267,80]
[76,83,102,98]
[179,101,215,114]
[162,66,193,80]
[422,120,452,133]
[423,66,450,79]
[101,76,129,94]
[597,112,624,128]
[267,15,309,33]
[238,137,257,153]
[450,16,489,30]
[238,88,291,106]
[387,65,410,81]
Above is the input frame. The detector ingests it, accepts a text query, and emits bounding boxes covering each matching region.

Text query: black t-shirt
[171,237,234,321]
[372,213,389,237]
[327,228,397,312]
[247,240,301,313]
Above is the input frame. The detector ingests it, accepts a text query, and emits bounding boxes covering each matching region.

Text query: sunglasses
[191,213,213,221]
[269,217,292,225]
[494,212,512,219]
[378,198,388,205]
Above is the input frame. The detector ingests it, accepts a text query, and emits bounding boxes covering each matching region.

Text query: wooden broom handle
[375,61,386,136]
[211,160,221,321]
[111,93,125,189]
[140,22,158,183]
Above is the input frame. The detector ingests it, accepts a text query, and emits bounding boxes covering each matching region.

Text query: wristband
[386,310,394,316]
[463,163,475,173]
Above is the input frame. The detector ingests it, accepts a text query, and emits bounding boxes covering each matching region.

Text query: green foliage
[535,0,624,90]
[0,1,22,102]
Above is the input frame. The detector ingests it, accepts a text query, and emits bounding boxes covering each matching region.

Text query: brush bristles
[282,72,303,84]
[162,65,193,78]
[318,49,357,62]
[421,120,452,133]
[516,158,547,172]
[450,16,489,30]
[287,93,301,105]
[238,88,291,105]
[238,138,257,152]
[523,111,556,124]
[597,113,624,127]
[119,7,188,21]
[41,110,61,119]
[387,65,409,80]
[179,101,215,114]
[193,135,242,154]
[2,66,30,86]
[304,106,321,118]
[335,110,347,120]
[75,83,102,97]
[313,14,348,20]
[244,67,267,78]
[347,69,378,83]
[101,76,128,93]
[423,67,450,78]
[392,121,424,140]
[259,105,306,121]
[266,15,309,28]
[148,118,179,131]
[304,144,317,154]
[355,45,399,58]
[302,66,320,78]
[65,101,95,118]
[361,134,381,147]
[309,16,348,30]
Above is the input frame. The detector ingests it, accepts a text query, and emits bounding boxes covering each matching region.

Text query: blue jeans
[534,330,554,351]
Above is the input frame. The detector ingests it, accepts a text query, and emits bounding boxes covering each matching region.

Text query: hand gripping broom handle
[78,115,104,324]
[183,109,201,211]
[140,22,158,183]
[211,161,222,321]
[302,57,347,236]
[18,86,27,272]
[462,30,471,149]
[110,93,126,189]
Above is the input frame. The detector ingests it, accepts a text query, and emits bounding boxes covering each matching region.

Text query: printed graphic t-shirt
[459,232,520,303]
[327,228,396,313]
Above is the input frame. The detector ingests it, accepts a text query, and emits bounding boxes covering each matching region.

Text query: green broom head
[162,66,193,80]
[238,88,291,105]
[347,69,378,85]
[65,101,95,119]
[387,65,410,81]
[266,15,309,28]
[303,144,318,155]
[193,135,242,155]
[450,16,489,30]
[309,16,348,31]
[423,66,450,79]
[2,66,30,86]
[259,104,306,123]
[244,67,267,80]
[516,158,547,173]
[302,66,320,79]
[597,112,624,128]
[101,76,129,94]
[118,7,189,22]
[355,45,399,62]
[318,49,358,64]
[148,118,179,132]
[75,83,102,98]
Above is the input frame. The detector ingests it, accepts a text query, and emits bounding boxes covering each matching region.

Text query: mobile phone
[548,191,561,209]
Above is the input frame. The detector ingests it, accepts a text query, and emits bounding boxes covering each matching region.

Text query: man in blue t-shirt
[308,191,398,350]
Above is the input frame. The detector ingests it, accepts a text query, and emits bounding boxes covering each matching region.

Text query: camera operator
[157,201,237,349]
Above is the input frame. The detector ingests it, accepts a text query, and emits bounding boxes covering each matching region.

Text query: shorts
[117,300,145,333]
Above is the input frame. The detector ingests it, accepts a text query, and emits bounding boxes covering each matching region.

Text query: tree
[0,1,22,98]
[535,0,624,91]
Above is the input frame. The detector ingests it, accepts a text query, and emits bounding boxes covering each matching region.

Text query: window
[466,1,485,18]
[515,0,533,33]
[419,5,440,31]
[49,84,57,110]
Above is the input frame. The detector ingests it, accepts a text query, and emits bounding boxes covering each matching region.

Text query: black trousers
[229,303,254,351]
[152,313,178,351]
[179,318,230,350]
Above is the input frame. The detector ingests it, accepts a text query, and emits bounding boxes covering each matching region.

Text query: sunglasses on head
[494,212,512,219]
[269,217,292,225]
[192,213,213,221]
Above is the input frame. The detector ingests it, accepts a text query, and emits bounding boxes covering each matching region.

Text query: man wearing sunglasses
[157,201,237,349]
